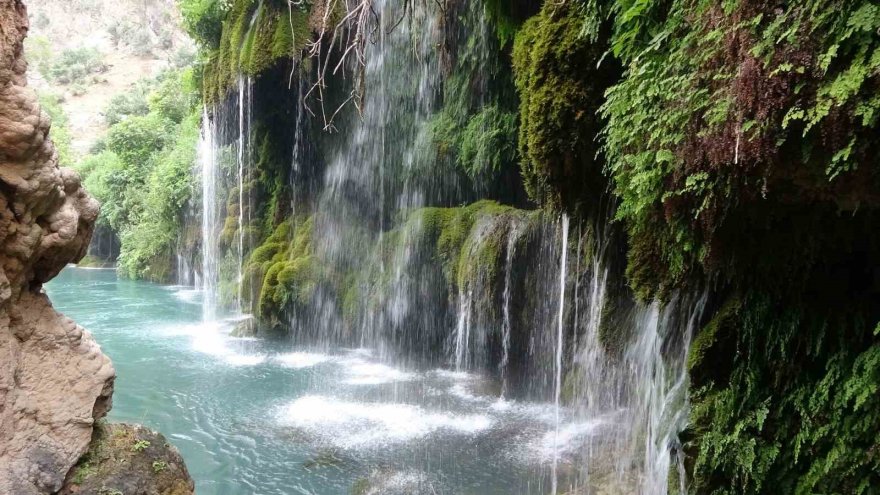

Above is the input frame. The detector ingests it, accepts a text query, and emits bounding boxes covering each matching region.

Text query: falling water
[499,222,521,397]
[632,293,707,493]
[551,214,570,495]
[454,290,473,371]
[236,76,246,310]
[198,107,219,322]
[235,75,253,313]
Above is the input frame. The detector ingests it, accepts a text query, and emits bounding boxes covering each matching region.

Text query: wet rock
[351,468,440,495]
[230,315,257,337]
[59,422,194,495]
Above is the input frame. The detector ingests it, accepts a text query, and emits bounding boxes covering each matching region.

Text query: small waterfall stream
[198,107,219,322]
[551,215,570,495]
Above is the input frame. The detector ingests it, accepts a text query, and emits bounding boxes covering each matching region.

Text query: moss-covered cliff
[507,0,880,492]
[168,0,880,492]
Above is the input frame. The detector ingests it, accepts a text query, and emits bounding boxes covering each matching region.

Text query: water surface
[46,267,594,494]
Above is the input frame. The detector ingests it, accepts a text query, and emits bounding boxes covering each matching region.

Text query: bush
[115,112,199,281]
[75,151,127,229]
[105,113,172,169]
[148,69,198,124]
[104,83,152,126]
[179,0,227,48]
[47,47,106,85]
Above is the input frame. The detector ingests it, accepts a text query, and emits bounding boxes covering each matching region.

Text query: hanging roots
[300,0,437,132]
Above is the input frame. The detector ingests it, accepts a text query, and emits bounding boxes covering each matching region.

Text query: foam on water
[163,320,266,367]
[449,382,484,402]
[341,360,414,385]
[430,369,474,381]
[173,288,202,304]
[276,395,493,448]
[536,419,606,461]
[274,352,331,369]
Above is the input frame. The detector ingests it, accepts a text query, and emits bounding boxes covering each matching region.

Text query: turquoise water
[46,267,594,495]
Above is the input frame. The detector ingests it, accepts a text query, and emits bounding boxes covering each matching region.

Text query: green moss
[245,216,318,326]
[270,5,311,60]
[512,1,617,211]
[202,0,315,102]
[688,296,741,372]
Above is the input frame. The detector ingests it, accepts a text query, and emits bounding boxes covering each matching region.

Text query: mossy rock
[511,1,618,212]
[59,423,193,495]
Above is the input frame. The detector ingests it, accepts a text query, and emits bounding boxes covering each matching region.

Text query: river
[46,266,600,495]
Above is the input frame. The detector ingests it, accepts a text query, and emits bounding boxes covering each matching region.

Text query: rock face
[59,423,195,495]
[0,0,115,492]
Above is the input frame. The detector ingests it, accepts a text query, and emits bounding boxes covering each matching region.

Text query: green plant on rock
[199,0,313,103]
[600,0,880,297]
[131,440,150,453]
[151,460,168,473]
[243,217,320,327]
[179,0,229,48]
[72,462,96,485]
[686,292,880,494]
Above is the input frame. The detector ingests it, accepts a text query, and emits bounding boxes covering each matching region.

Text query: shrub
[179,0,227,48]
[105,113,172,169]
[47,47,106,85]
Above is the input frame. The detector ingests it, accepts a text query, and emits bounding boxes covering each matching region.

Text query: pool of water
[45,267,598,494]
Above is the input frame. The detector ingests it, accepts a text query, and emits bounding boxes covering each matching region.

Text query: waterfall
[551,214,570,495]
[499,221,522,397]
[181,1,710,492]
[633,294,707,493]
[236,75,253,313]
[198,107,219,322]
[304,0,445,355]
[236,76,246,311]
[454,290,472,371]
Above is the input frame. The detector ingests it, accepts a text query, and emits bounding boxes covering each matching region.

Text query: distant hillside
[25,0,194,157]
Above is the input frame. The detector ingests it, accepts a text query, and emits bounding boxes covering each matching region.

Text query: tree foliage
[76,69,200,281]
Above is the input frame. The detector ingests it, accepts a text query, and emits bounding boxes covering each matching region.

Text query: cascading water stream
[198,107,219,323]
[551,214,569,495]
[236,76,246,312]
[454,290,472,371]
[499,222,521,397]
[633,293,707,494]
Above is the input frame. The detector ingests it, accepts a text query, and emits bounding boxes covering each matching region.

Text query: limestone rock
[0,0,115,492]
